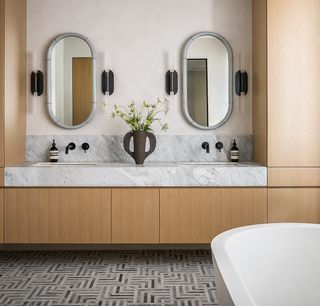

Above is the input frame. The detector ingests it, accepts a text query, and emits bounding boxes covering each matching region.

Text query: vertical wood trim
[4,0,26,165]
[0,189,3,243]
[252,0,267,165]
[0,0,5,167]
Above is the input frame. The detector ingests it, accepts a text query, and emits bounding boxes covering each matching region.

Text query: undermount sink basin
[33,162,97,166]
[178,161,237,166]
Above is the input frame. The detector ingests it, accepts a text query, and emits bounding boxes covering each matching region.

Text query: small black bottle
[230,139,239,162]
[49,139,59,162]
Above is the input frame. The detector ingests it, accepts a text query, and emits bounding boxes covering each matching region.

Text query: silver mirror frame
[47,33,97,129]
[182,32,233,130]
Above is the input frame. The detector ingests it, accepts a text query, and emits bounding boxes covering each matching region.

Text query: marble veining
[26,135,253,163]
[5,162,267,187]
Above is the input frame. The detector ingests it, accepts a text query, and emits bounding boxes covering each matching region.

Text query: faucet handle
[215,141,223,152]
[81,143,90,153]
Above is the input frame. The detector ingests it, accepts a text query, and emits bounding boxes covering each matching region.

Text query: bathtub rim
[211,223,320,306]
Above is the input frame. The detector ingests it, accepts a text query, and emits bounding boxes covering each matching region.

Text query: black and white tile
[0,250,217,305]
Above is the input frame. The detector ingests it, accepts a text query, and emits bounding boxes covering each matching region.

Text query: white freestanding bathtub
[211,223,320,306]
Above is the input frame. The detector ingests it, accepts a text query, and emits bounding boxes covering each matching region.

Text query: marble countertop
[5,162,267,187]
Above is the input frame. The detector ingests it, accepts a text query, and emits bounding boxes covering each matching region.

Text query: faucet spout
[65,142,76,154]
[202,142,210,153]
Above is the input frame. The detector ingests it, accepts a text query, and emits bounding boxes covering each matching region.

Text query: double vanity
[3,160,267,245]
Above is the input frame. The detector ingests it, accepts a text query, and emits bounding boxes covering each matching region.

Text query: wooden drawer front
[0,169,3,187]
[268,168,320,187]
[268,188,320,223]
[0,189,3,243]
[5,188,111,243]
[160,188,267,243]
[112,189,159,243]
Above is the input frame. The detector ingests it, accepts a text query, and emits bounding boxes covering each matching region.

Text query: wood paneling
[268,168,320,187]
[0,189,4,243]
[0,0,5,167]
[5,189,111,243]
[160,188,267,243]
[3,0,26,165]
[268,188,320,223]
[252,0,267,165]
[112,189,159,243]
[267,0,320,167]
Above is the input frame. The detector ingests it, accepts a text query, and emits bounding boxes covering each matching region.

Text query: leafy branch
[111,98,169,132]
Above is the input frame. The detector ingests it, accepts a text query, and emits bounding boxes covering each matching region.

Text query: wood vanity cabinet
[160,188,267,243]
[5,188,112,243]
[112,188,159,243]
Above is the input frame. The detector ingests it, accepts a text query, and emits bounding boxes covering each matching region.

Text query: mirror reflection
[47,34,96,128]
[183,33,233,129]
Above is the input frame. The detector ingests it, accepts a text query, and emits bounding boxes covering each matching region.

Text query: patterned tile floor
[0,250,218,306]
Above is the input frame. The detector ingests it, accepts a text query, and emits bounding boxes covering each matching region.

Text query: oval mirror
[47,33,96,129]
[182,32,233,129]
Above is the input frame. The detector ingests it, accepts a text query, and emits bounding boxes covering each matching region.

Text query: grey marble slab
[5,162,267,187]
[26,135,253,163]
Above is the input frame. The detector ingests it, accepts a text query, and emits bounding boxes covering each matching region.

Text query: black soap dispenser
[49,139,59,162]
[230,139,239,162]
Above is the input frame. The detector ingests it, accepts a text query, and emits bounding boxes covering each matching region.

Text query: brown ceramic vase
[123,131,156,165]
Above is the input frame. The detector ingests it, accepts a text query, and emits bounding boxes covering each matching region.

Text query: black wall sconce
[102,70,114,95]
[235,70,248,96]
[166,70,178,95]
[31,70,44,96]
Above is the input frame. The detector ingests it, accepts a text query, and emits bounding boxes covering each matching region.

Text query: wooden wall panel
[160,188,267,243]
[3,0,26,165]
[112,189,159,243]
[267,0,320,167]
[268,168,320,187]
[0,0,5,167]
[5,189,112,243]
[252,0,267,165]
[268,188,320,223]
[0,189,3,243]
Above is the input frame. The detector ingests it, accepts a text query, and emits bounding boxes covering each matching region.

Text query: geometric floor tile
[0,250,218,305]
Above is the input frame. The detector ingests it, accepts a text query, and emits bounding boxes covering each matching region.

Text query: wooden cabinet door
[268,0,320,167]
[268,188,320,223]
[160,188,267,243]
[0,189,3,243]
[5,188,111,243]
[112,189,159,243]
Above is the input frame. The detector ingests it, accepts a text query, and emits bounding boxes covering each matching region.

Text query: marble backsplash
[25,135,253,163]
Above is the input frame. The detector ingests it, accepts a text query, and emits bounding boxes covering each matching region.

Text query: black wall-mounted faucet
[65,142,76,154]
[202,142,210,153]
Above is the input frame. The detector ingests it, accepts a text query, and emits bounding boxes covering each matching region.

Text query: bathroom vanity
[4,162,267,244]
